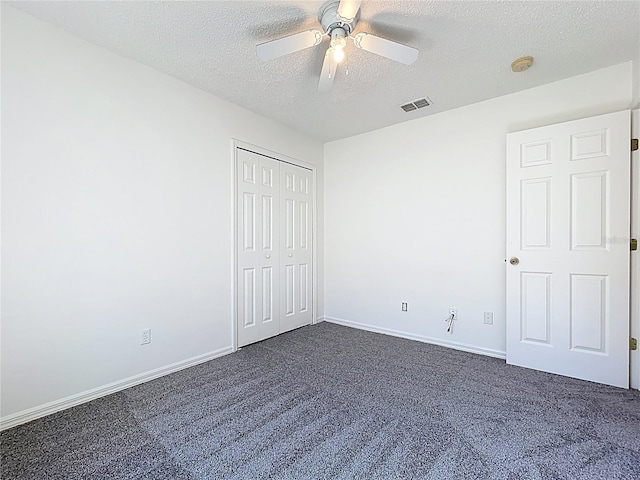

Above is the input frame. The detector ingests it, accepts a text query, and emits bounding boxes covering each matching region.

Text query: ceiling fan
[256,0,419,92]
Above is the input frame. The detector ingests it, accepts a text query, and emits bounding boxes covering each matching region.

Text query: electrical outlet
[484,312,493,325]
[140,328,151,345]
[449,308,458,321]
[401,302,408,312]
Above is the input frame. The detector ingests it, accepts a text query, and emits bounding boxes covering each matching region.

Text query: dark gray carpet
[2,322,639,479]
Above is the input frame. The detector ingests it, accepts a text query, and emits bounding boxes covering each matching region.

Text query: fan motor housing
[319,0,359,35]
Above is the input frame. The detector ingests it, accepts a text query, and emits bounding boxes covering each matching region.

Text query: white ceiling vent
[400,97,432,112]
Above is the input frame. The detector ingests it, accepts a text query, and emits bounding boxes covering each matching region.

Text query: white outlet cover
[140,328,152,345]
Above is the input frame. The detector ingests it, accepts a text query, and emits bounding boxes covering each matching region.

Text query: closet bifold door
[237,149,281,347]
[279,161,313,333]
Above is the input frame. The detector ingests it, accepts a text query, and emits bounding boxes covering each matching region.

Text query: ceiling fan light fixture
[330,28,347,63]
[330,28,347,47]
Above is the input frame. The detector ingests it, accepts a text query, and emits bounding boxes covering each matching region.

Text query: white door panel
[237,149,281,347]
[506,110,630,388]
[280,162,313,333]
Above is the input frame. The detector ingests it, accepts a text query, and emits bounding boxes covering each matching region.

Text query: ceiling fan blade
[318,48,338,93]
[337,0,362,22]
[257,29,323,61]
[352,32,418,65]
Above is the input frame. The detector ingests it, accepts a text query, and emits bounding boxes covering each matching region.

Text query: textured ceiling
[8,1,640,142]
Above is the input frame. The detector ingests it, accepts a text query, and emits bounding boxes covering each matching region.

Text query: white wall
[324,62,634,358]
[634,57,640,108]
[0,6,323,423]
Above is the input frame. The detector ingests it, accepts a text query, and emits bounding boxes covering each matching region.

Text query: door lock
[509,257,520,265]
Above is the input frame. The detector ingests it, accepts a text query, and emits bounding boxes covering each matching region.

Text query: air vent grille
[400,97,431,112]
[413,98,430,108]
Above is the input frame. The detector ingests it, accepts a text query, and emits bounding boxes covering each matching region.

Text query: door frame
[230,139,318,352]
[631,109,639,389]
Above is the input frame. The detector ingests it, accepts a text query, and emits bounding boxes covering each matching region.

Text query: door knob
[509,257,520,265]
[288,253,293,257]
[265,254,270,259]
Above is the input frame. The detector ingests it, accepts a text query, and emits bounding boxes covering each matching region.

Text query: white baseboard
[0,346,234,431]
[323,316,506,360]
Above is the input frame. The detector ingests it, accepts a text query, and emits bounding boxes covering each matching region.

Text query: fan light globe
[330,27,347,63]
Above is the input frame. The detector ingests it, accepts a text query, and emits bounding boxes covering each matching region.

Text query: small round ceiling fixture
[511,56,534,73]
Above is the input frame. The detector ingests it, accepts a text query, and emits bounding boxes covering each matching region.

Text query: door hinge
[633,138,639,151]
[632,239,638,251]
[631,338,638,351]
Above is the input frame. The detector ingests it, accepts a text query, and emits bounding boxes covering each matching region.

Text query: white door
[236,149,314,347]
[506,110,630,388]
[280,162,313,333]
[237,149,281,347]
